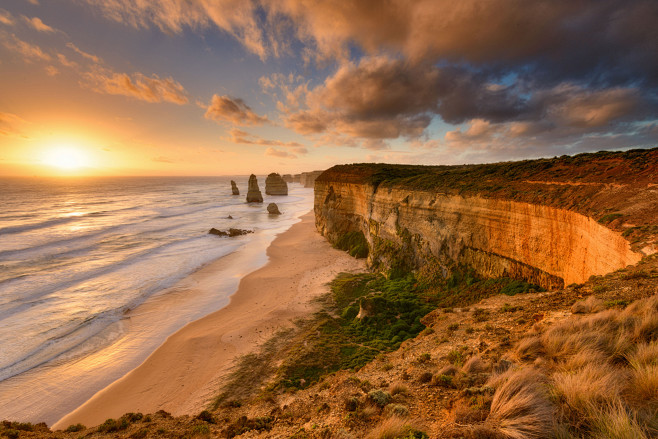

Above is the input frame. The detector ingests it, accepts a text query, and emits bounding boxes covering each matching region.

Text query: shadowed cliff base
[315,148,657,290]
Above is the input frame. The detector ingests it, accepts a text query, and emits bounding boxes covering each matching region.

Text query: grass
[364,417,428,439]
[599,213,624,224]
[485,368,554,439]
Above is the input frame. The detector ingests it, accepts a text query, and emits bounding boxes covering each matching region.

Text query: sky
[0,0,656,176]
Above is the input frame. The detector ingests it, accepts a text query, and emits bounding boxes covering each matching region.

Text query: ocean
[0,176,313,424]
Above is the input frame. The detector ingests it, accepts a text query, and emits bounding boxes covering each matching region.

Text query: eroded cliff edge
[315,148,658,290]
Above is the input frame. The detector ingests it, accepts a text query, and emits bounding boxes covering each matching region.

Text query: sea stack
[265,172,288,195]
[267,203,281,215]
[230,180,239,195]
[246,174,263,203]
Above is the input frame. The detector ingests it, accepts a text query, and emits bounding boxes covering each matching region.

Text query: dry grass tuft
[552,363,625,417]
[462,355,487,374]
[571,295,604,314]
[485,367,554,439]
[515,336,543,361]
[364,416,422,439]
[590,403,649,439]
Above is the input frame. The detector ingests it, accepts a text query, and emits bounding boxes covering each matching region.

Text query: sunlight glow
[42,146,90,170]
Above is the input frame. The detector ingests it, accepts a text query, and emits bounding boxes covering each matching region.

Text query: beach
[53,211,365,429]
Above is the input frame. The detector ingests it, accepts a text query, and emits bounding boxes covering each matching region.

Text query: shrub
[64,424,85,432]
[417,372,433,383]
[336,231,369,258]
[368,389,392,407]
[196,410,215,423]
[447,349,465,366]
[432,374,453,388]
[386,404,410,418]
[462,355,487,374]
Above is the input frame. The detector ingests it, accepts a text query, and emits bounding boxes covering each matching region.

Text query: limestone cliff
[246,174,263,203]
[265,173,288,195]
[315,149,657,289]
[230,180,239,195]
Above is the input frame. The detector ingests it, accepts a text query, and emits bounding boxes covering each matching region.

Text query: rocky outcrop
[300,171,324,188]
[267,203,281,215]
[231,180,239,195]
[265,173,288,195]
[209,228,253,237]
[315,150,657,289]
[282,174,294,183]
[246,174,263,203]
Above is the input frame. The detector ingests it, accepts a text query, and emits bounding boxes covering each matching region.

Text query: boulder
[209,228,253,237]
[265,173,288,195]
[245,174,263,203]
[267,203,281,215]
[230,180,239,195]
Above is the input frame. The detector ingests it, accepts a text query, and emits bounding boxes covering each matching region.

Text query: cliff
[265,173,288,195]
[315,149,657,289]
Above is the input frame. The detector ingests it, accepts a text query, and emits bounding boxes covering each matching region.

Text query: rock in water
[267,203,281,215]
[265,172,288,195]
[231,180,239,195]
[209,228,253,237]
[246,174,263,203]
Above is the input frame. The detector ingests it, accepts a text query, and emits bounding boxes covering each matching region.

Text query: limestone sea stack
[246,174,263,203]
[267,203,281,215]
[231,180,239,195]
[265,173,288,195]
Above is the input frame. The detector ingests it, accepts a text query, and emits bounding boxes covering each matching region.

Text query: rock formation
[231,180,239,195]
[314,149,657,290]
[300,171,324,188]
[282,174,293,183]
[265,173,288,195]
[245,174,263,203]
[209,228,253,237]
[267,203,281,215]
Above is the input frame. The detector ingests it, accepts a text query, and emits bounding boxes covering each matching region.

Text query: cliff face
[315,149,657,289]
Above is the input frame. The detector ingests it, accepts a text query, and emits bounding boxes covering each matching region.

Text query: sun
[42,146,90,170]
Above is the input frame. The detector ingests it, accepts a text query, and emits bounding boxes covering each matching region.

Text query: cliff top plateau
[318,148,658,254]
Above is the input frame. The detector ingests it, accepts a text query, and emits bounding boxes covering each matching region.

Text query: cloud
[82,0,267,59]
[45,65,59,76]
[23,16,55,32]
[205,95,269,126]
[66,42,102,64]
[0,9,15,26]
[282,56,529,141]
[0,112,30,138]
[264,147,297,158]
[3,35,51,62]
[153,156,175,163]
[57,53,79,68]
[86,68,189,104]
[228,128,305,150]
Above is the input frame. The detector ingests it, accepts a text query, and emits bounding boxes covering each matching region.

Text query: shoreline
[53,211,365,429]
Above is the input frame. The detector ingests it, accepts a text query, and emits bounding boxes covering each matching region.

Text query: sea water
[0,176,313,424]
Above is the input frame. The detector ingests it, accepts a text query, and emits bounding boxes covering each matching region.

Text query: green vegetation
[64,424,85,432]
[274,273,432,389]
[335,230,369,258]
[598,212,623,224]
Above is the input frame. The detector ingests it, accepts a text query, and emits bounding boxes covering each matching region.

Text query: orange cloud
[66,42,102,64]
[205,96,268,126]
[228,128,304,150]
[264,147,297,158]
[0,9,15,26]
[3,35,51,62]
[0,112,30,138]
[23,16,55,32]
[86,69,189,104]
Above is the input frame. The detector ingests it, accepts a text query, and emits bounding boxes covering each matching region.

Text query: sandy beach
[53,211,364,429]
